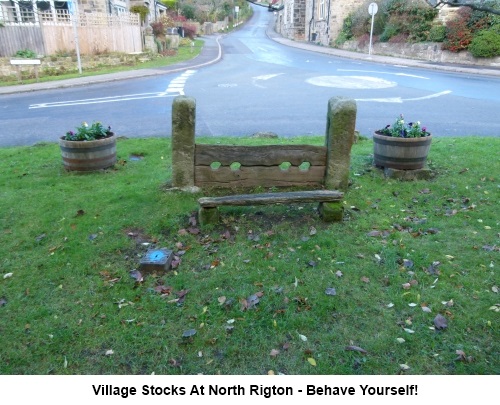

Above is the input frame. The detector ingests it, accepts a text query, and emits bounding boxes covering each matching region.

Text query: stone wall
[0,53,152,81]
[339,40,500,68]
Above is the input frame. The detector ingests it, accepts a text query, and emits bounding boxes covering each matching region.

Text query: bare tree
[424,0,500,16]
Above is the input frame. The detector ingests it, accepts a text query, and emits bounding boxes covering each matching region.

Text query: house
[274,0,364,45]
[0,0,166,25]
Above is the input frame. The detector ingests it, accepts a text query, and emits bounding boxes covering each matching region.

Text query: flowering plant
[377,115,430,138]
[63,121,113,141]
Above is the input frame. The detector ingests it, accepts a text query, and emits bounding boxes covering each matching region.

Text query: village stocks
[92,384,418,398]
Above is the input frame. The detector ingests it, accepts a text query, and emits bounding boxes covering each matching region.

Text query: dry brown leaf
[434,314,448,330]
[270,349,280,357]
[345,345,368,354]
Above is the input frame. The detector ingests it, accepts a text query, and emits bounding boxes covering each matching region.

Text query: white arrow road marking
[29,92,175,109]
[30,70,198,109]
[338,69,429,79]
[252,73,283,88]
[307,75,397,89]
[356,90,452,103]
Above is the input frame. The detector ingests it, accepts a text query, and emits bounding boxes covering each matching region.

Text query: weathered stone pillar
[324,96,357,191]
[172,96,196,188]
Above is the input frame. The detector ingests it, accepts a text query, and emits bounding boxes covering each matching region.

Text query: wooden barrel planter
[373,132,432,170]
[59,135,117,172]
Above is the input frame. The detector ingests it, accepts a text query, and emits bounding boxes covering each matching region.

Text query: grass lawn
[0,135,498,375]
[0,40,204,87]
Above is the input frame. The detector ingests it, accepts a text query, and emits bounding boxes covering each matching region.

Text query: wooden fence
[0,8,141,57]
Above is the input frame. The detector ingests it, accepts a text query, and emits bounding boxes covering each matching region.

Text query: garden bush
[469,28,500,57]
[379,23,399,42]
[428,24,446,42]
[442,7,473,52]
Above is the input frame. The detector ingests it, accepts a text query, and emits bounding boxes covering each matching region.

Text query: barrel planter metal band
[373,132,432,170]
[59,135,117,171]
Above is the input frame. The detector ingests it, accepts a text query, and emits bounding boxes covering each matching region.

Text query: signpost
[368,2,378,57]
[68,0,82,74]
[235,6,239,26]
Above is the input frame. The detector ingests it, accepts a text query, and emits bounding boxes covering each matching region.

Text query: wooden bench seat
[199,190,343,208]
[198,190,344,225]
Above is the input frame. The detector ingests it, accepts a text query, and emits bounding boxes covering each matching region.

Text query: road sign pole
[368,2,378,58]
[68,0,82,74]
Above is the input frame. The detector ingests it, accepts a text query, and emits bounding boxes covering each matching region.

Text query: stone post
[324,96,357,191]
[172,96,196,188]
[320,96,357,222]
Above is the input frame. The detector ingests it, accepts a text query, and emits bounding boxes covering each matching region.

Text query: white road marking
[307,75,397,89]
[165,70,197,95]
[338,69,429,79]
[30,70,198,109]
[29,92,174,109]
[252,73,283,88]
[356,90,452,103]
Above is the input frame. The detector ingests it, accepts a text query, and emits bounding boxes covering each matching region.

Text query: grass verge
[0,136,498,375]
[0,40,204,87]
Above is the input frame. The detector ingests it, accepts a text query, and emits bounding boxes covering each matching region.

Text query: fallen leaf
[267,370,275,375]
[400,364,410,370]
[270,349,280,357]
[307,358,317,366]
[434,314,448,330]
[335,270,343,278]
[386,303,394,308]
[455,350,466,361]
[361,276,370,283]
[309,226,317,236]
[396,338,405,343]
[298,333,308,342]
[218,296,227,304]
[345,345,368,354]
[325,287,337,296]
[154,285,173,295]
[426,261,441,275]
[441,299,454,307]
[182,329,197,338]
[408,303,417,307]
[402,283,411,290]
[3,273,13,279]
[0,297,6,306]
[244,293,261,310]
[422,306,432,313]
[403,259,414,268]
[492,286,499,293]
[35,233,46,242]
[129,270,143,282]
[105,350,114,356]
[404,328,415,334]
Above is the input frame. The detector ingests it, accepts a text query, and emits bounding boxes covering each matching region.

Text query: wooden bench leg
[199,207,220,226]
[319,201,344,222]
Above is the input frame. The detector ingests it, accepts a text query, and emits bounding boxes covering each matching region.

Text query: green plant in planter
[63,121,113,141]
[377,114,430,138]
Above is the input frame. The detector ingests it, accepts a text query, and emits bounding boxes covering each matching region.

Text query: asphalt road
[1,5,500,147]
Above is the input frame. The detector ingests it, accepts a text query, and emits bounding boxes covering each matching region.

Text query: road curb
[0,36,223,95]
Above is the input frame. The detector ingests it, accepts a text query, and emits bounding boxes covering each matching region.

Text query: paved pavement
[2,25,500,96]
